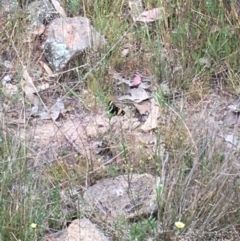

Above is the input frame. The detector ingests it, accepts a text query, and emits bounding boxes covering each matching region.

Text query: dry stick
[38,63,89,80]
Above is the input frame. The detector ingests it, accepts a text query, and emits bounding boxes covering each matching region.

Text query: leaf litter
[112,71,149,89]
[112,70,160,130]
[129,0,167,23]
[22,67,40,107]
[136,7,167,23]
[223,134,240,147]
[21,67,55,118]
[112,71,150,103]
[132,74,142,86]
[38,98,65,120]
[119,87,150,103]
[128,0,144,21]
[141,99,160,132]
[133,100,151,115]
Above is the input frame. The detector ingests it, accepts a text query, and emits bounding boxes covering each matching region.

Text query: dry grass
[1,0,240,240]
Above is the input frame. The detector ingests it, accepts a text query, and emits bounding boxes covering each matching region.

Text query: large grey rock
[83,174,160,223]
[0,0,19,18]
[27,0,59,26]
[45,218,111,241]
[42,16,106,71]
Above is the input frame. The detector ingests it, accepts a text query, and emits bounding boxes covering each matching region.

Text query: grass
[1,0,240,240]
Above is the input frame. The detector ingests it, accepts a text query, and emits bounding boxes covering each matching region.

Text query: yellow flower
[148,155,153,160]
[30,223,37,229]
[175,221,185,229]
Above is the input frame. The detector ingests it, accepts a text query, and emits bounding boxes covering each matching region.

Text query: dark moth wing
[107,101,125,116]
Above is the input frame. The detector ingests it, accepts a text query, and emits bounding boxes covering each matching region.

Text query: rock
[42,16,106,71]
[45,218,111,241]
[1,74,18,95]
[2,74,12,84]
[0,0,19,18]
[82,174,160,223]
[27,0,59,27]
[2,83,18,95]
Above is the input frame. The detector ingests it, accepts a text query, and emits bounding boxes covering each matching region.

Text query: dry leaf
[228,104,240,113]
[210,25,220,33]
[160,82,170,95]
[22,68,34,85]
[3,60,14,69]
[39,98,64,120]
[37,83,50,91]
[51,0,67,17]
[136,7,166,23]
[2,83,18,96]
[141,101,160,131]
[40,61,54,76]
[22,68,40,106]
[134,100,151,115]
[32,25,45,36]
[129,0,144,21]
[38,111,50,119]
[224,111,238,126]
[2,74,12,83]
[173,65,182,74]
[133,74,141,86]
[121,48,130,57]
[24,85,40,106]
[113,71,149,89]
[223,134,240,148]
[50,98,64,120]
[198,57,211,68]
[30,105,39,116]
[119,87,149,103]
